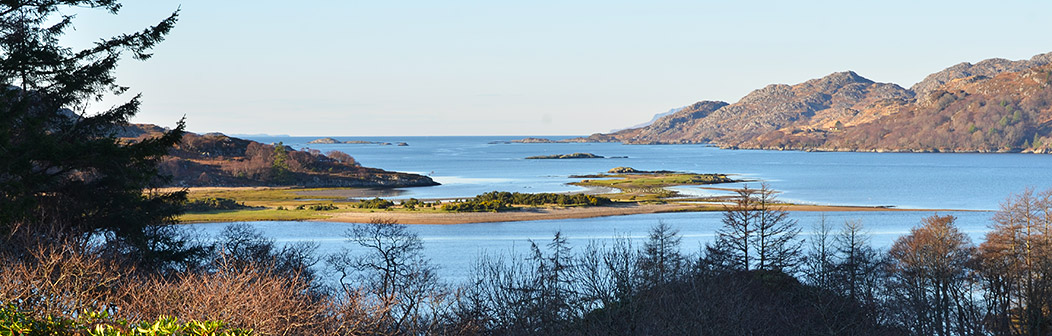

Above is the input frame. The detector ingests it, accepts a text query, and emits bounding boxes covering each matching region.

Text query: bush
[401,198,423,210]
[441,200,511,212]
[473,191,612,206]
[0,307,254,336]
[185,197,250,212]
[354,198,394,209]
[308,204,339,211]
[0,236,365,335]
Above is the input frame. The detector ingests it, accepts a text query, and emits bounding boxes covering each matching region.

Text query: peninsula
[120,124,436,188]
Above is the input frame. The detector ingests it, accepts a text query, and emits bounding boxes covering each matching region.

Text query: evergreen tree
[0,1,190,267]
[271,141,292,184]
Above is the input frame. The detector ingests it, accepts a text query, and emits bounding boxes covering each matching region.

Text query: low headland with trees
[121,124,437,189]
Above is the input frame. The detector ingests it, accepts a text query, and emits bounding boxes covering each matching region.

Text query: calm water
[250,135,1052,210]
[188,211,992,284]
[202,136,1050,283]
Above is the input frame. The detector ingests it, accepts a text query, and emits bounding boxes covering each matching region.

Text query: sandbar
[318,202,977,225]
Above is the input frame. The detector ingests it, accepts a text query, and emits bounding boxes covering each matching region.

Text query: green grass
[571,173,733,190]
[178,209,331,223]
[187,188,345,203]
[569,173,735,203]
[178,192,450,222]
[177,179,738,223]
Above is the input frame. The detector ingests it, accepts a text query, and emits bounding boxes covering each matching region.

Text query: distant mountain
[610,106,686,132]
[580,52,1052,153]
[121,125,438,188]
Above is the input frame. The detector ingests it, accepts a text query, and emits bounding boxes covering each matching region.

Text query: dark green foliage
[440,191,610,212]
[440,199,510,212]
[184,197,250,212]
[354,197,394,209]
[0,304,254,335]
[473,191,611,206]
[307,204,338,211]
[270,142,292,184]
[0,0,195,268]
[400,198,423,210]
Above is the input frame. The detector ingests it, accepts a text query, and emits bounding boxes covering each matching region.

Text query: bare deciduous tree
[887,215,977,336]
[327,217,444,334]
[638,221,685,286]
[712,183,801,271]
[978,188,1052,336]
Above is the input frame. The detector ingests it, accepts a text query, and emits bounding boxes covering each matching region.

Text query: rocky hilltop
[122,125,438,188]
[582,51,1052,153]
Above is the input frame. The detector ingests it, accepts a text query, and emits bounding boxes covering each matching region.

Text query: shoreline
[317,203,987,225]
[173,186,990,225]
[177,202,987,225]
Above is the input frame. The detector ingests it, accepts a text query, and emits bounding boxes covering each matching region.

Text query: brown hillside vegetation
[122,124,438,188]
[582,52,1052,153]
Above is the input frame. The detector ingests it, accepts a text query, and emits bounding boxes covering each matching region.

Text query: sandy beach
[323,203,696,224]
[319,202,978,225]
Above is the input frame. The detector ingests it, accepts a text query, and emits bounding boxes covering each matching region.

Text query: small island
[604,166,673,174]
[511,137,556,143]
[570,168,737,201]
[526,152,604,159]
[307,137,404,146]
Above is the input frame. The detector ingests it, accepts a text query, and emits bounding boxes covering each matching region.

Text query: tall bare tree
[978,188,1052,336]
[753,183,802,271]
[712,183,801,271]
[804,214,836,289]
[887,215,977,336]
[327,218,444,334]
[714,185,758,270]
[638,221,685,286]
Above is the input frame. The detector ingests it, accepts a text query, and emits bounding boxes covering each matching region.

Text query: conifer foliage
[0,1,189,266]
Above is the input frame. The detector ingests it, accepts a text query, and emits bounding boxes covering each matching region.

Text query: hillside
[581,52,1052,153]
[121,125,438,188]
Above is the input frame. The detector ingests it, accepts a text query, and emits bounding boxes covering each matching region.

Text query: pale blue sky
[63,1,1052,136]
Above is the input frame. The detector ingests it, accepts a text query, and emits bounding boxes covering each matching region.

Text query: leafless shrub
[0,243,129,319]
[120,257,334,335]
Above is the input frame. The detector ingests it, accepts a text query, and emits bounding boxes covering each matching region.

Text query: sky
[61,0,1052,136]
